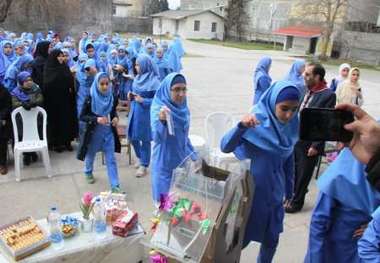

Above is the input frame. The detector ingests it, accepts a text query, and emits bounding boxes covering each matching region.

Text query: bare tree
[294,0,348,59]
[225,0,248,41]
[0,0,13,23]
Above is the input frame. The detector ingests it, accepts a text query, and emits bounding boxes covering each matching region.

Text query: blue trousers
[85,125,119,188]
[243,236,279,263]
[131,140,151,167]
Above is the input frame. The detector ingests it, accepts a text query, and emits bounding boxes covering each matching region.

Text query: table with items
[0,192,145,263]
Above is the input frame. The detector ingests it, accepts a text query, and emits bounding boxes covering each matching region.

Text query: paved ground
[1,40,380,262]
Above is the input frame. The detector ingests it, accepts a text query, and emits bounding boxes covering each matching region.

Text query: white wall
[153,12,225,40]
[115,5,129,17]
[180,12,224,40]
[153,18,177,36]
[290,37,310,54]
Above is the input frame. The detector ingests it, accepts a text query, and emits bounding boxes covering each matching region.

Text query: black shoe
[31,153,38,163]
[285,203,303,214]
[23,155,31,166]
[65,144,73,152]
[54,146,64,153]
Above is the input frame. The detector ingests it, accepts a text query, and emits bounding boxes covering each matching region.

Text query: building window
[211,22,217,32]
[194,20,200,31]
[112,4,117,16]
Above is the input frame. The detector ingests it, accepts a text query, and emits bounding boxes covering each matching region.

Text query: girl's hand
[135,94,144,103]
[353,224,368,239]
[241,114,260,128]
[159,106,169,121]
[111,117,119,127]
[97,117,108,125]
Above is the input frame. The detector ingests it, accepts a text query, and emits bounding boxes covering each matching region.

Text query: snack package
[112,209,138,237]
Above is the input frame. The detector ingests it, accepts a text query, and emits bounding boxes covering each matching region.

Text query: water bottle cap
[50,207,57,211]
[95,197,101,202]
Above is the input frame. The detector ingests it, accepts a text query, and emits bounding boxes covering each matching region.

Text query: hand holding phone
[336,104,380,164]
[300,108,354,142]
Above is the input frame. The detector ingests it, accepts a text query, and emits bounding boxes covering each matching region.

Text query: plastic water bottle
[47,207,64,249]
[93,197,107,238]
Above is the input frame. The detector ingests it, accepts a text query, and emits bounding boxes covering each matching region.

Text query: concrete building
[273,26,322,55]
[112,0,144,17]
[151,10,225,40]
[180,0,228,16]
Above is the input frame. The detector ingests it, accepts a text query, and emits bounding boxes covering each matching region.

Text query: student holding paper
[150,73,197,206]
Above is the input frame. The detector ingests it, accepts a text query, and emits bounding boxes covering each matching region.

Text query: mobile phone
[300,108,354,142]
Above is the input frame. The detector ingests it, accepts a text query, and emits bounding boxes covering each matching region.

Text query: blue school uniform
[358,207,380,262]
[81,72,120,188]
[221,81,300,263]
[253,57,272,105]
[284,60,306,96]
[305,149,380,263]
[0,40,16,83]
[150,73,197,202]
[3,54,33,92]
[153,57,172,81]
[128,54,160,167]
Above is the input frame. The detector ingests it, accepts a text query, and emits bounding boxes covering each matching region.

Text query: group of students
[0,30,187,195]
[225,57,374,262]
[1,29,379,262]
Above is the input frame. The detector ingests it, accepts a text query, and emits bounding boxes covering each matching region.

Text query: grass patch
[189,39,283,51]
[296,56,380,71]
[184,53,205,58]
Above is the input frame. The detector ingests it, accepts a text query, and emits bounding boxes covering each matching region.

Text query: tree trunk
[321,26,333,59]
[0,0,13,23]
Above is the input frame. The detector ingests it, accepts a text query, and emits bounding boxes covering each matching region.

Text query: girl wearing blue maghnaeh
[284,59,306,96]
[305,148,380,263]
[0,40,16,83]
[221,81,301,263]
[77,72,122,193]
[128,54,160,178]
[3,54,33,92]
[253,56,272,105]
[150,73,197,206]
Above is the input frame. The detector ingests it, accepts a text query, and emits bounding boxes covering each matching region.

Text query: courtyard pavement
[1,40,380,262]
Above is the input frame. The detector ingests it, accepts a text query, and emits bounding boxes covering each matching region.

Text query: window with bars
[211,22,217,32]
[194,20,200,31]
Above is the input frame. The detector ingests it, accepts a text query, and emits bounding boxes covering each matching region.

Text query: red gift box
[112,209,138,237]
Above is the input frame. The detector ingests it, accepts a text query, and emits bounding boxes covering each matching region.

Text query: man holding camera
[285,62,336,213]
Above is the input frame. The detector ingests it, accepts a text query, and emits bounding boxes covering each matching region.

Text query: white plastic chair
[204,112,239,169]
[11,106,51,181]
[189,134,206,159]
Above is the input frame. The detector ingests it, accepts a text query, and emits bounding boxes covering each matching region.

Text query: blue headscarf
[235,81,301,158]
[166,45,182,72]
[75,54,88,83]
[90,72,114,116]
[133,54,160,93]
[151,73,189,131]
[130,38,142,55]
[0,40,15,81]
[318,148,380,214]
[96,51,108,73]
[116,45,131,69]
[11,71,32,102]
[172,37,185,57]
[254,56,272,89]
[285,60,306,94]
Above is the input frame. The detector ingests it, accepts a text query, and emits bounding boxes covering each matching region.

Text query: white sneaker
[136,166,148,177]
[133,157,140,169]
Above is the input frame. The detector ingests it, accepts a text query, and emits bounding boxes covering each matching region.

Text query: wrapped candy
[149,250,168,263]
[200,219,211,235]
[159,194,175,212]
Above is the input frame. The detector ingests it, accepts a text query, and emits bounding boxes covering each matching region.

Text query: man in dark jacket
[0,83,12,174]
[286,62,337,213]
